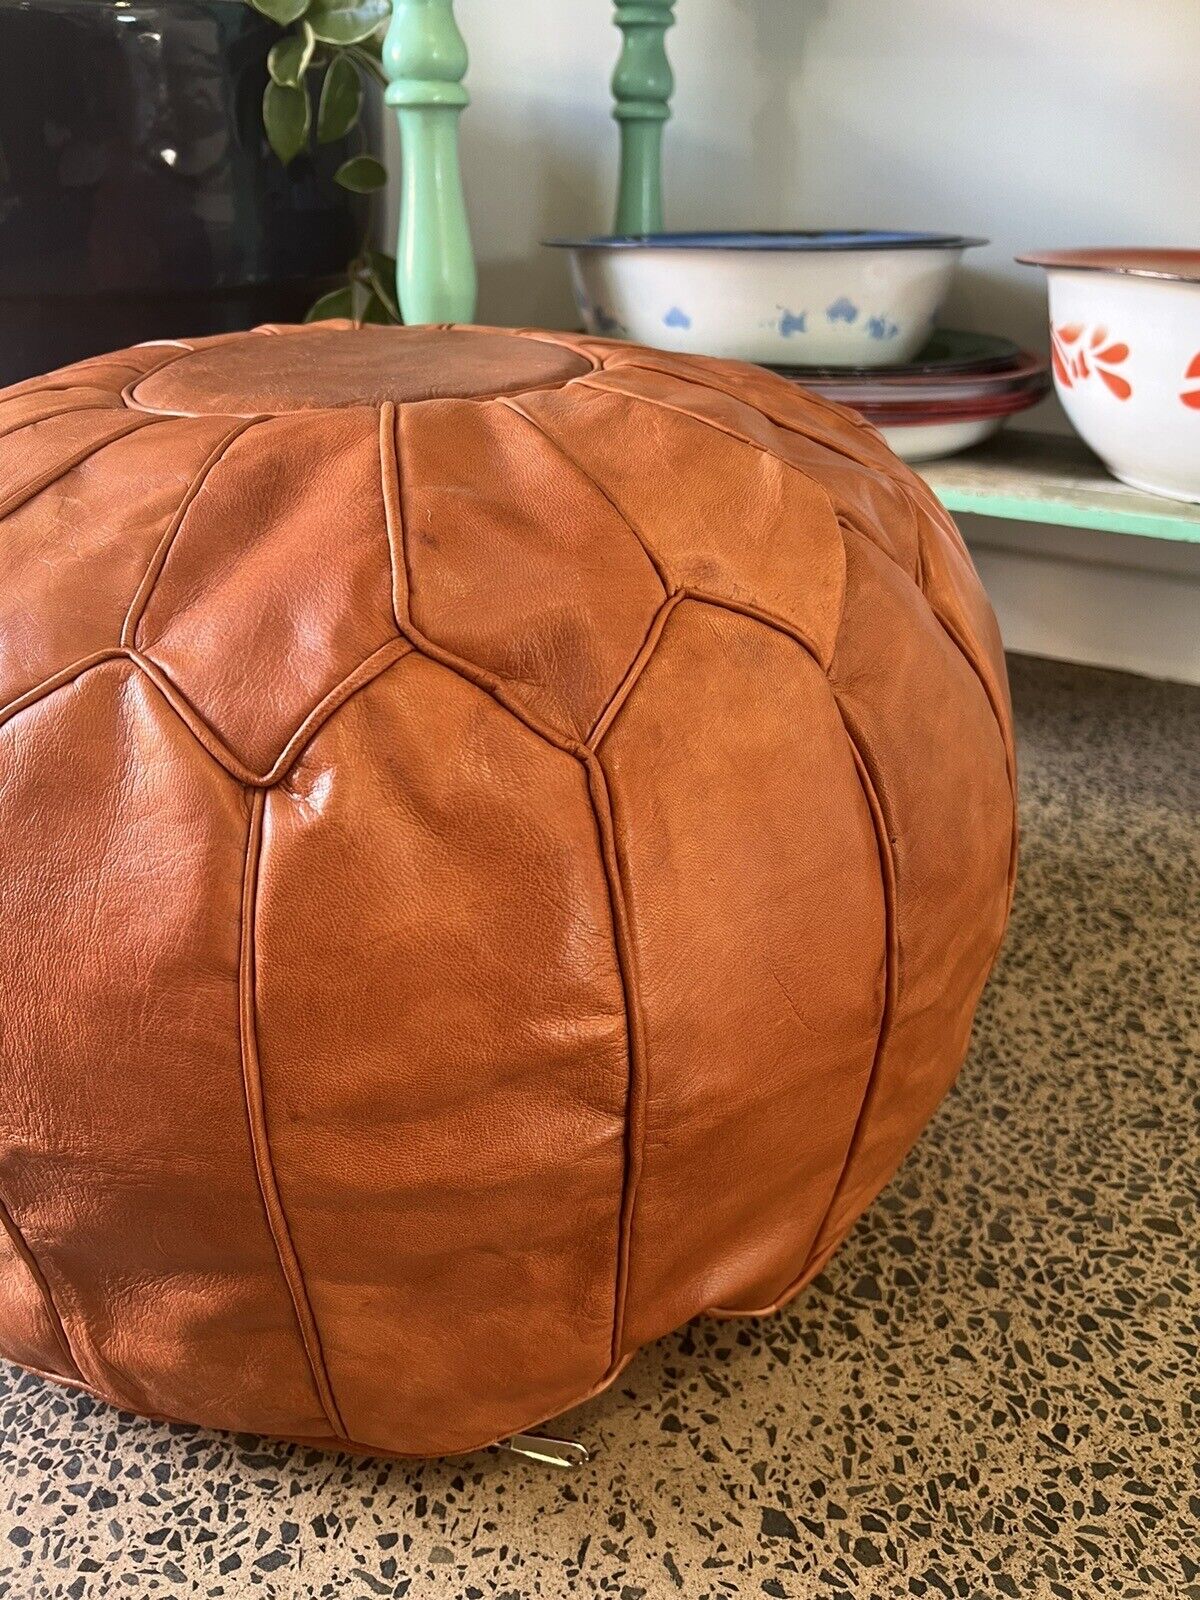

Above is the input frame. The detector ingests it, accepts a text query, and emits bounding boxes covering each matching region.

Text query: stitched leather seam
[0,643,415,787]
[136,376,605,415]
[507,325,605,363]
[910,523,1016,762]
[879,486,1016,817]
[588,592,684,748]
[917,599,1020,905]
[587,589,882,1327]
[802,708,899,1265]
[833,516,1015,814]
[383,397,644,1377]
[0,353,178,406]
[496,397,672,596]
[258,639,415,781]
[910,493,927,592]
[583,754,649,1371]
[0,1193,84,1383]
[706,1231,844,1322]
[649,633,890,1315]
[603,361,941,599]
[893,503,1019,901]
[118,331,282,417]
[589,589,832,759]
[582,360,928,601]
[0,413,160,522]
[423,322,606,385]
[128,653,263,777]
[0,396,123,444]
[379,403,409,636]
[902,476,973,560]
[683,589,828,669]
[7,1342,639,1462]
[239,790,349,1440]
[123,325,600,417]
[400,624,584,756]
[610,356,927,488]
[383,401,834,748]
[380,402,585,757]
[122,416,263,647]
[0,649,128,734]
[580,365,848,523]
[130,641,413,785]
[707,702,897,1317]
[576,376,847,665]
[115,342,209,411]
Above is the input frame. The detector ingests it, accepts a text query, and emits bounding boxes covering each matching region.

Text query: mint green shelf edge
[934,487,1200,544]
[919,432,1200,546]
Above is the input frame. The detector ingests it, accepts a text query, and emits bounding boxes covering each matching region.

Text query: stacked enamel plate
[771,331,1051,461]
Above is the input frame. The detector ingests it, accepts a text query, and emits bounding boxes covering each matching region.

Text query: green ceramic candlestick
[612,0,675,235]
[384,0,477,324]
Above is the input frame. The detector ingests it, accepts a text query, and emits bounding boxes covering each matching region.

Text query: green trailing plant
[248,0,401,323]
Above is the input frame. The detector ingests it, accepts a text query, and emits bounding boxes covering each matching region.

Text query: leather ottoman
[0,323,1016,1457]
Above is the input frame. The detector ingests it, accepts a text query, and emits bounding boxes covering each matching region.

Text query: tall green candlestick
[612,0,676,235]
[384,0,477,325]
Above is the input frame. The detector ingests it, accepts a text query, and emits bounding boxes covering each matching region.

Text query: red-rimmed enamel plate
[846,387,1048,425]
[1017,249,1200,283]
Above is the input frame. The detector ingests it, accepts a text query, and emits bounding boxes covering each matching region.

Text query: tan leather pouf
[0,323,1016,1458]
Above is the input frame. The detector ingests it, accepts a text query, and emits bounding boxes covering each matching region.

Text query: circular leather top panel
[131,326,593,415]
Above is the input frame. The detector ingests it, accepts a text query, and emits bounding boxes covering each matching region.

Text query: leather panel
[0,344,180,403]
[396,398,665,740]
[518,379,847,666]
[586,362,923,579]
[0,1208,78,1381]
[138,409,397,775]
[255,652,629,1453]
[0,416,233,711]
[0,663,330,1436]
[599,600,886,1340]
[817,529,1015,1252]
[0,322,1015,1456]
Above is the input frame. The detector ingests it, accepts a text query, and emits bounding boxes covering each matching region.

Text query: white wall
[383,0,1200,682]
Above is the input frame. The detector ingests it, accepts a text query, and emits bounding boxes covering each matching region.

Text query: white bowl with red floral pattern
[1018,249,1200,503]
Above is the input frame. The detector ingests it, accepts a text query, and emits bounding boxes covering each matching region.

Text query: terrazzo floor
[1,652,1197,1600]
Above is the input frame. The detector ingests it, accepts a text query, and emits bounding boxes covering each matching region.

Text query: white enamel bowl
[1018,249,1200,503]
[877,415,1005,462]
[545,231,986,367]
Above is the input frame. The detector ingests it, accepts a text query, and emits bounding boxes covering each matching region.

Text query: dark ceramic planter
[0,0,367,384]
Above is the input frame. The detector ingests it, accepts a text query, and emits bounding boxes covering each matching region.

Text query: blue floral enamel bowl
[544,230,986,367]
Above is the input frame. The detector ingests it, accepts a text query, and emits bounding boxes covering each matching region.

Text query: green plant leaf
[334,154,387,192]
[307,0,390,47]
[357,23,386,60]
[366,250,401,322]
[249,0,310,25]
[263,79,311,165]
[347,42,388,88]
[316,53,362,143]
[305,285,355,322]
[268,23,315,88]
[358,290,394,325]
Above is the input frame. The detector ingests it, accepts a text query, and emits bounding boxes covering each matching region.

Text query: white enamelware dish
[1018,249,1200,503]
[877,415,1004,462]
[544,231,986,367]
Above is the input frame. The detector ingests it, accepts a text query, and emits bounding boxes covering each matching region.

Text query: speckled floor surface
[1,653,1197,1600]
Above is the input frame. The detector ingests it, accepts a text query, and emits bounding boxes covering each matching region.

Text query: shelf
[917,431,1200,545]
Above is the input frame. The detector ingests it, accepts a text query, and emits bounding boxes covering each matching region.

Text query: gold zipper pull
[500,1432,590,1468]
